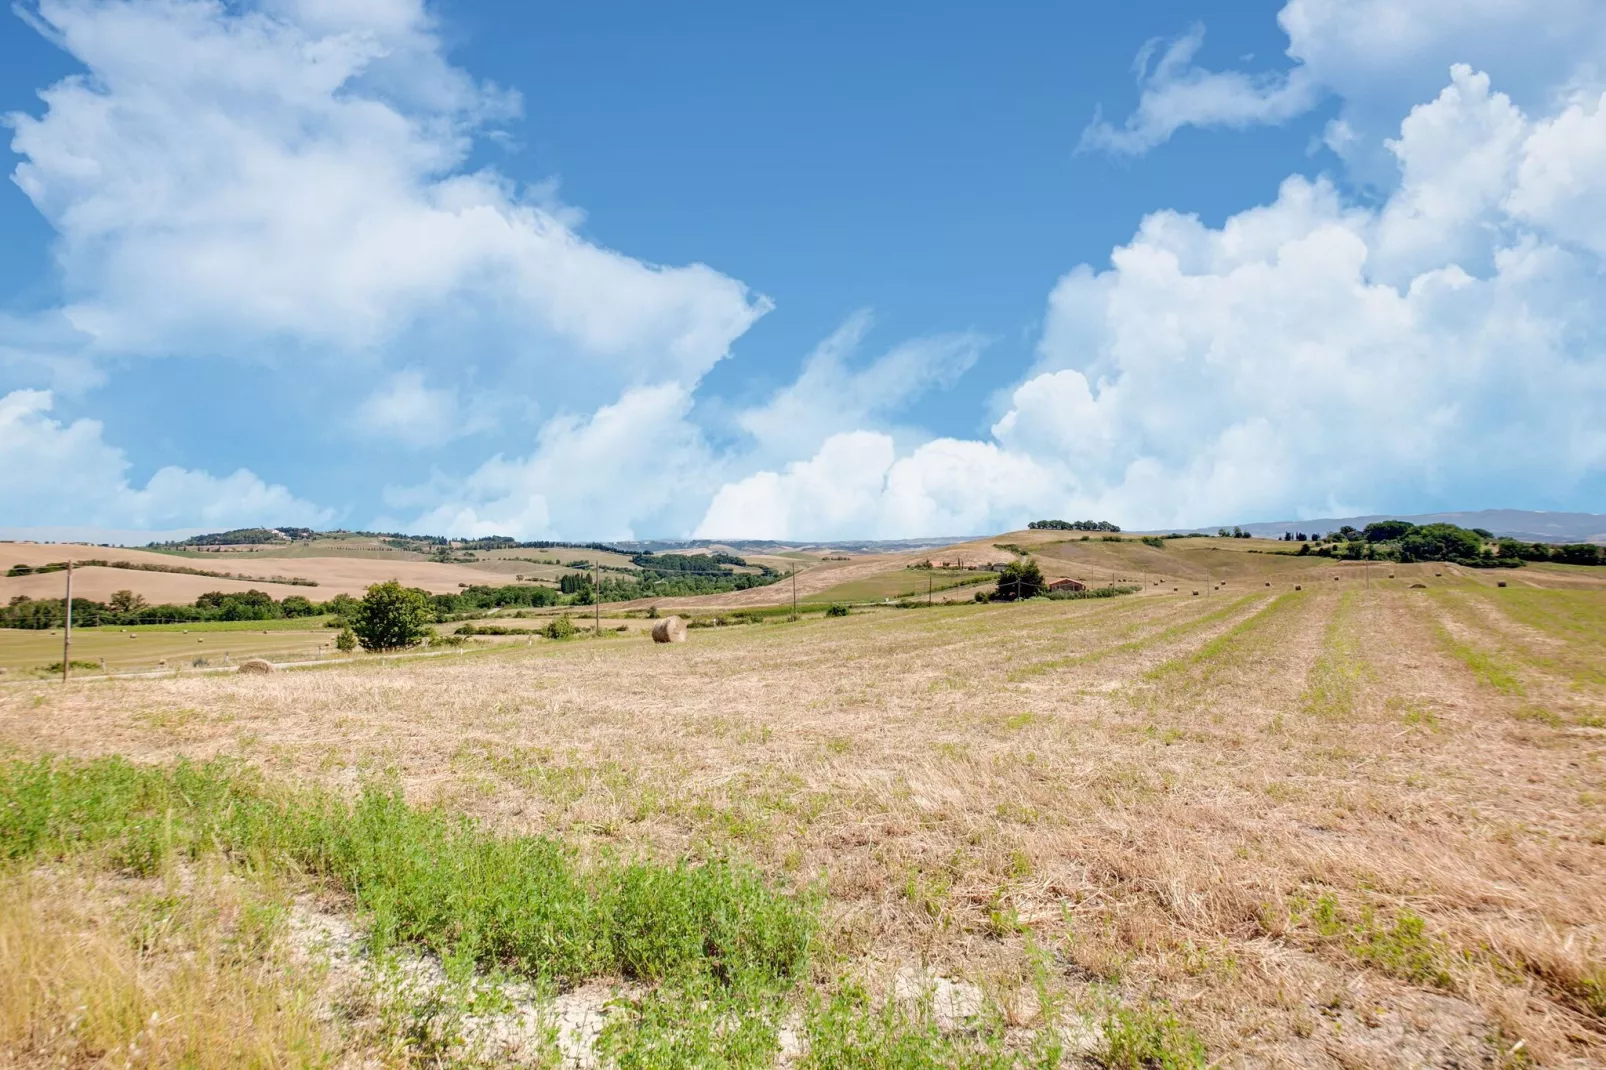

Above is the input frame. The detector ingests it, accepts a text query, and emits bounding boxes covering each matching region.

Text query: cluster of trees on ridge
[1275,521,1603,566]
[1027,519,1121,532]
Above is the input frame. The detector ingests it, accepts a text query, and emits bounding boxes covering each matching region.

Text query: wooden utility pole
[792,569,797,617]
[62,560,73,683]
[593,557,601,636]
[928,573,933,606]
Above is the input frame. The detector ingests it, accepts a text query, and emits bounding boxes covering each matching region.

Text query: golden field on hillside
[1,536,1603,1067]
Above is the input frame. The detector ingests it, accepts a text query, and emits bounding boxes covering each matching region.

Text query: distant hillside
[615,537,976,555]
[1176,510,1606,545]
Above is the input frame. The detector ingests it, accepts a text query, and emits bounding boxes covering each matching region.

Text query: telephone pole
[593,557,601,635]
[791,569,797,617]
[62,560,73,683]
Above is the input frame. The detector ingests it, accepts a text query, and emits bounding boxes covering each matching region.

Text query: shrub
[1046,585,1140,601]
[335,627,356,653]
[350,581,434,651]
[1140,536,1165,549]
[992,559,1046,601]
[545,614,578,640]
[825,604,849,617]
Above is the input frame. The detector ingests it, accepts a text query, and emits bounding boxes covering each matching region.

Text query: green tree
[1363,520,1415,542]
[335,627,357,653]
[280,594,316,617]
[108,589,147,613]
[350,580,434,651]
[326,593,360,621]
[1399,523,1484,562]
[993,558,1046,601]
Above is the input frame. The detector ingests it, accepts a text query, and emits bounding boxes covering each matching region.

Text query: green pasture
[0,620,339,676]
[803,569,997,604]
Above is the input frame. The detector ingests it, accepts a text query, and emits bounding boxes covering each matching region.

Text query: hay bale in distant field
[1497,581,1508,588]
[1411,583,1428,589]
[237,658,276,674]
[651,616,687,644]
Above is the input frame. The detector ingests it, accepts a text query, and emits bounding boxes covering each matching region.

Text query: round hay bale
[1294,585,1302,591]
[1411,583,1428,589]
[651,616,688,644]
[1497,581,1508,588]
[237,658,276,674]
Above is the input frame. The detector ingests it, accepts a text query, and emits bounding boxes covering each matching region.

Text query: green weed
[0,757,813,993]
[597,980,782,1070]
[1098,1005,1209,1070]
[798,985,1025,1069]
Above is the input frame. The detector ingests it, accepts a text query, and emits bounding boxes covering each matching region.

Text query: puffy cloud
[1082,0,1606,160]
[383,383,717,541]
[6,0,768,400]
[1506,88,1606,257]
[695,432,1056,541]
[0,388,331,528]
[702,65,1606,537]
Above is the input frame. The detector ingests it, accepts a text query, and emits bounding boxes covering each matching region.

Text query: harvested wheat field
[2,571,1604,1068]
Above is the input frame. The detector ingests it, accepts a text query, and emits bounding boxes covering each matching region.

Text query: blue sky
[2,0,1603,540]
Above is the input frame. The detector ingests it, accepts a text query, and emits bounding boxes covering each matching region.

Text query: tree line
[1278,521,1603,567]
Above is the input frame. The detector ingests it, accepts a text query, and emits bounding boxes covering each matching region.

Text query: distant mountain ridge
[1172,509,1606,544]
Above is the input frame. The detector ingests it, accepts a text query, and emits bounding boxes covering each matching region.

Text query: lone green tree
[993,558,1046,601]
[350,580,434,651]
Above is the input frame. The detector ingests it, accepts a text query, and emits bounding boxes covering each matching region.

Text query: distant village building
[1047,578,1086,593]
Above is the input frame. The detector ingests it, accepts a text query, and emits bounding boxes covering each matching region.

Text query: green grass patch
[1098,1005,1209,1070]
[1287,893,1453,989]
[804,572,998,605]
[1432,622,1524,696]
[1299,592,1365,721]
[1144,592,1300,681]
[76,616,338,633]
[1008,595,1256,682]
[0,757,813,994]
[798,986,1018,1069]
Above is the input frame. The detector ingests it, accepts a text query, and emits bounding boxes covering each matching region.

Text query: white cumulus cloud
[701,65,1606,538]
[382,383,718,541]
[6,0,768,400]
[0,388,331,528]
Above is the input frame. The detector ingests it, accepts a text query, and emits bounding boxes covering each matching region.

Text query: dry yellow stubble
[2,569,1603,1067]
